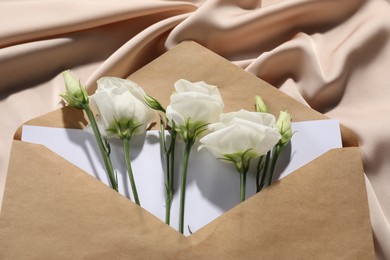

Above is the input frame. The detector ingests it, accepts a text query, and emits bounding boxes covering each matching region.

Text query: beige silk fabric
[1,0,389,258]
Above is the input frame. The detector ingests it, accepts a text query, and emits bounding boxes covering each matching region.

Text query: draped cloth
[1,0,389,258]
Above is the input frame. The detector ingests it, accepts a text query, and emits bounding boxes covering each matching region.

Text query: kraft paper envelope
[1,41,374,259]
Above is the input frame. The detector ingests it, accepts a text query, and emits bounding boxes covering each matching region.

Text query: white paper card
[22,119,342,236]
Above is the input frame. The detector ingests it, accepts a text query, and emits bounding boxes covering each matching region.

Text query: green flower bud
[60,70,89,109]
[255,95,268,113]
[276,111,293,146]
[145,94,166,113]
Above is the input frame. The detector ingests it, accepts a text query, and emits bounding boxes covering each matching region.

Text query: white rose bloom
[199,109,281,162]
[89,77,155,138]
[166,79,224,142]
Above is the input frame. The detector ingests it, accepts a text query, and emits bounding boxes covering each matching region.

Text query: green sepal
[221,149,258,173]
[176,119,208,145]
[106,117,142,140]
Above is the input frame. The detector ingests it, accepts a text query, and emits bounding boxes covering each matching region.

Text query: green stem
[165,187,173,225]
[240,167,247,202]
[165,128,177,225]
[163,148,173,225]
[160,121,171,224]
[83,103,118,191]
[258,151,271,192]
[256,155,265,192]
[123,138,140,206]
[163,147,171,224]
[268,145,283,186]
[160,118,176,225]
[179,141,192,234]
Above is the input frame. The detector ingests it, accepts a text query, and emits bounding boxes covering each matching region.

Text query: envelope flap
[14,41,358,146]
[0,140,185,259]
[184,148,374,259]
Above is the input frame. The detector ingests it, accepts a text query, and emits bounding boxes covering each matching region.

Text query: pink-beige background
[1,0,389,258]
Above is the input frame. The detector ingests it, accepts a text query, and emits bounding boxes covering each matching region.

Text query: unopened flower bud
[255,95,268,113]
[145,94,166,113]
[60,70,88,109]
[276,111,293,146]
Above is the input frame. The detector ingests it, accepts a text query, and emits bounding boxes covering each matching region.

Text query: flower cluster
[146,79,293,233]
[61,71,293,234]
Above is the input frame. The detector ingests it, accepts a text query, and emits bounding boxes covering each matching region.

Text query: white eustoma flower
[166,79,224,143]
[200,109,281,202]
[199,109,281,167]
[90,77,155,139]
[165,79,224,231]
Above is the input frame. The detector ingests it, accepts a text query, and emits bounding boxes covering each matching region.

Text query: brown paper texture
[3,41,373,259]
[0,143,374,259]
